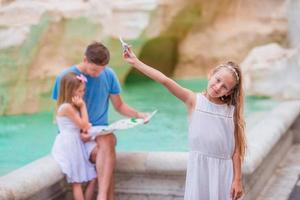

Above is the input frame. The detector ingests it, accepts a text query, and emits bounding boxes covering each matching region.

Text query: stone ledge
[243,101,300,175]
[116,152,187,175]
[0,101,300,199]
[0,156,65,200]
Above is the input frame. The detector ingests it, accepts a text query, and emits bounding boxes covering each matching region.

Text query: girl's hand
[81,123,92,133]
[123,47,138,66]
[80,133,91,142]
[72,96,85,108]
[230,180,244,200]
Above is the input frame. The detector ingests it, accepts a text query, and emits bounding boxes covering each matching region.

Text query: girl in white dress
[123,49,246,200]
[52,72,97,200]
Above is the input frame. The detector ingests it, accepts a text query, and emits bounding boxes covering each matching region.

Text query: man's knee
[96,133,116,147]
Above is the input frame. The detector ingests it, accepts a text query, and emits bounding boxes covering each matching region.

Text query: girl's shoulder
[57,103,76,116]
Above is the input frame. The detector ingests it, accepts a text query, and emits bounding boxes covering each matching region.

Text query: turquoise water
[0,79,278,176]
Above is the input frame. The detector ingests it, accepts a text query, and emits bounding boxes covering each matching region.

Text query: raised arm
[123,49,195,110]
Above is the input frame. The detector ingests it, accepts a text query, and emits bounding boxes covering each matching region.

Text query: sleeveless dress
[52,104,97,183]
[184,93,235,200]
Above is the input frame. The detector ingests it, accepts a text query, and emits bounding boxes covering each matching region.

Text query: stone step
[256,145,300,200]
[288,179,300,200]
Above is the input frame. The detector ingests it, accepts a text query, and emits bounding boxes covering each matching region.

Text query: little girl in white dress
[52,72,96,200]
[124,48,247,200]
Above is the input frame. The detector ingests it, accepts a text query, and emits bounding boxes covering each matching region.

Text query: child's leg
[72,183,85,200]
[84,178,97,200]
[108,176,114,200]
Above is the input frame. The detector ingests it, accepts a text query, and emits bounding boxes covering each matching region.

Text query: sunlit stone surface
[241,43,300,99]
[0,0,158,49]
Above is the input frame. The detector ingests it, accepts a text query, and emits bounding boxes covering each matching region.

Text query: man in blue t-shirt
[52,42,147,200]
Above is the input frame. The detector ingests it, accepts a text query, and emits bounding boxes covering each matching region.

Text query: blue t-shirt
[52,66,121,125]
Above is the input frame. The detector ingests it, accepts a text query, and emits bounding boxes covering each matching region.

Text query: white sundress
[52,104,97,183]
[184,93,235,200]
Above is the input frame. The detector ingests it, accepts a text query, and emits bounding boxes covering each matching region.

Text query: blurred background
[0,0,299,176]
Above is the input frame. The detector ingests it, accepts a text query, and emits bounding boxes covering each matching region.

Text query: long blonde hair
[211,61,246,161]
[57,72,83,111]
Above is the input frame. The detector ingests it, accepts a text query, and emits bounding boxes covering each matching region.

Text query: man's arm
[110,94,145,118]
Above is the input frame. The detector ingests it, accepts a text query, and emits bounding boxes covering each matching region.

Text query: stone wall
[241,43,300,99]
[0,0,294,115]
[174,0,288,78]
[129,0,288,80]
[0,0,158,115]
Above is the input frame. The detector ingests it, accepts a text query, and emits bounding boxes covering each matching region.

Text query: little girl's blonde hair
[57,72,84,111]
[211,61,246,161]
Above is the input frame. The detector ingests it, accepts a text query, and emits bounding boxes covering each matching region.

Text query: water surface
[0,79,278,176]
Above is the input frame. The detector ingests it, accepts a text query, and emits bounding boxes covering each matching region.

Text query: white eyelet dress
[184,93,235,200]
[52,104,97,183]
